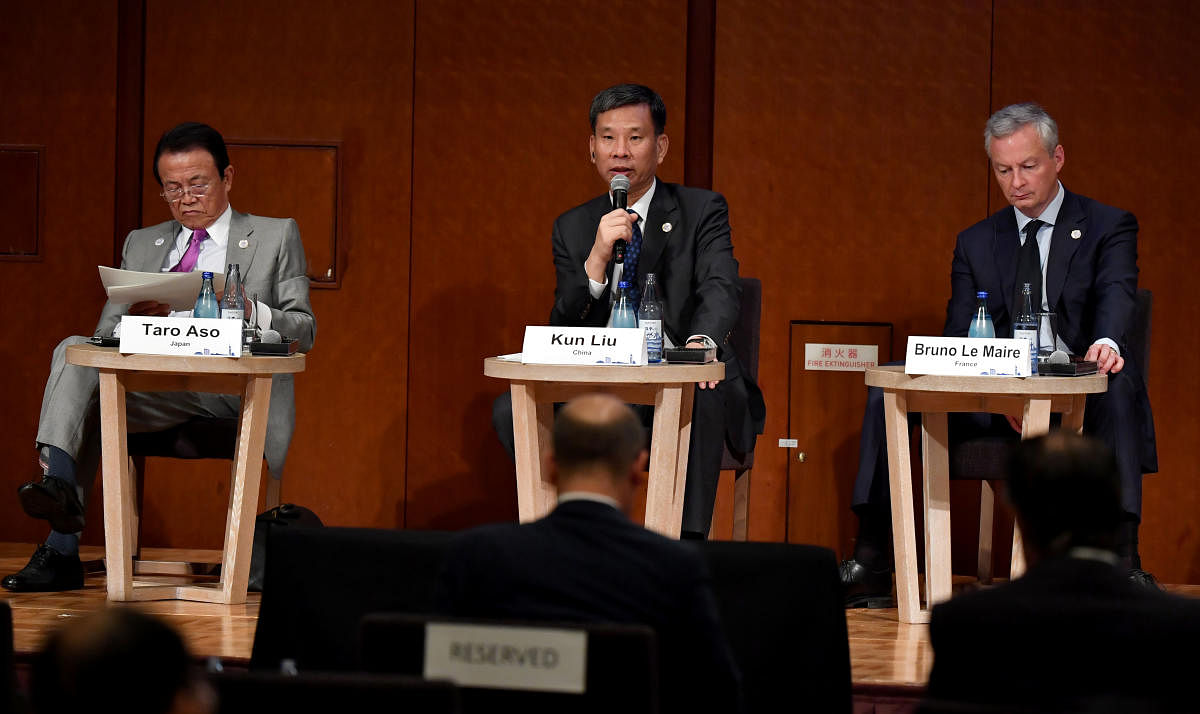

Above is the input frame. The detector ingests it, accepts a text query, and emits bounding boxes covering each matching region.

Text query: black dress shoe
[840,558,895,608]
[2,544,84,592]
[18,475,85,534]
[1128,567,1162,590]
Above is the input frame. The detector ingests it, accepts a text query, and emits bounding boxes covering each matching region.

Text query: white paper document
[99,266,226,311]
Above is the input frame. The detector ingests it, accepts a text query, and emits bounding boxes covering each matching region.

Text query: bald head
[552,394,647,482]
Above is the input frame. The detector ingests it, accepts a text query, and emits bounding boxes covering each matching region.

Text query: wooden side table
[484,358,724,539]
[864,365,1107,623]
[66,343,305,604]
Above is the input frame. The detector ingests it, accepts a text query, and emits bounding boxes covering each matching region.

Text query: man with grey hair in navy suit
[841,103,1158,607]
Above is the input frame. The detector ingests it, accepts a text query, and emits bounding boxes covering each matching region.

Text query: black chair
[210,670,460,713]
[949,288,1152,582]
[712,276,761,540]
[359,613,657,714]
[1,601,16,714]
[249,526,456,671]
[699,540,852,713]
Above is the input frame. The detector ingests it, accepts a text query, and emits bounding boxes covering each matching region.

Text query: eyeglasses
[159,183,211,203]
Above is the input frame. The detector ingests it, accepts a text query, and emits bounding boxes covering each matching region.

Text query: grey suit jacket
[93,210,316,478]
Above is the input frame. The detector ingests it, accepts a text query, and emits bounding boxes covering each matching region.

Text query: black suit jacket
[548,181,765,453]
[926,556,1200,712]
[434,500,743,713]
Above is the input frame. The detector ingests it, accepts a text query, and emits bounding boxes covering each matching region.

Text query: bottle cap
[202,271,214,279]
[976,290,988,299]
[1023,282,1032,290]
[618,281,631,289]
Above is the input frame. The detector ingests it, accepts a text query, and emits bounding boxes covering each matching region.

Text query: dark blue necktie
[624,210,644,308]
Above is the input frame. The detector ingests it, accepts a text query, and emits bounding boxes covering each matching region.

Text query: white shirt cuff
[1093,337,1120,357]
[588,277,607,300]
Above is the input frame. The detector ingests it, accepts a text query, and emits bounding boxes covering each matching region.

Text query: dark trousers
[852,365,1150,521]
[491,381,732,537]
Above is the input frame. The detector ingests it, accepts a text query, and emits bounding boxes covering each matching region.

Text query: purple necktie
[171,228,208,272]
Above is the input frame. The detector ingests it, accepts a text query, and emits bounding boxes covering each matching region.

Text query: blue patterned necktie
[624,210,644,308]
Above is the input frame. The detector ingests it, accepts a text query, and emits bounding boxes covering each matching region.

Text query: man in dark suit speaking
[842,103,1158,605]
[494,83,764,539]
[3,122,316,593]
[441,393,742,713]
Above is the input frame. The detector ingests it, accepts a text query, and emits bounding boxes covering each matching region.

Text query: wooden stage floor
[3,543,1197,693]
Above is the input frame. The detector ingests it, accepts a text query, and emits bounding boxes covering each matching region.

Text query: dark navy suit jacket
[942,188,1155,474]
[434,499,743,713]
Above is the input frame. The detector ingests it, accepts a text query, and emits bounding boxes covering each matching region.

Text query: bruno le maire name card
[905,335,1031,377]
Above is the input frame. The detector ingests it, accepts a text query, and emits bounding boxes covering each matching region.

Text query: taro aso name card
[905,336,1031,377]
[424,622,587,693]
[119,315,243,357]
[522,326,647,366]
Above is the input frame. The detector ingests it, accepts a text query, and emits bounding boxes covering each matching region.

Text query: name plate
[522,326,646,365]
[119,316,243,357]
[424,622,587,694]
[905,336,1030,377]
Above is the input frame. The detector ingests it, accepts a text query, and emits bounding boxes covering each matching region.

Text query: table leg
[511,381,554,523]
[1010,397,1054,579]
[921,412,952,610]
[98,370,134,601]
[883,390,926,623]
[978,480,995,584]
[218,375,272,605]
[645,383,688,539]
[1062,394,1087,433]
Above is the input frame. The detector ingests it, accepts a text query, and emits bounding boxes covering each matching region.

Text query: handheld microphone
[260,329,282,344]
[609,174,630,262]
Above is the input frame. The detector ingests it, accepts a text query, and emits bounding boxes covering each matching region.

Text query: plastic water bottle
[1013,282,1039,375]
[638,273,664,362]
[611,281,638,328]
[194,271,220,318]
[221,263,245,325]
[967,290,995,338]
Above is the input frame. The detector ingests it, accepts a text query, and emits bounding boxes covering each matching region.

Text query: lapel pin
[154,238,165,246]
[662,222,673,233]
[239,239,249,249]
[1071,229,1082,240]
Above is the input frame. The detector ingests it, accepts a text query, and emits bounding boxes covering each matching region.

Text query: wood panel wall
[1,1,1197,582]
[0,1,120,545]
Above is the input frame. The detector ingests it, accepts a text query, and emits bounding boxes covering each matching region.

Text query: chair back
[250,527,456,670]
[720,276,762,471]
[699,541,852,713]
[731,277,762,383]
[359,613,657,714]
[1128,288,1152,389]
[211,670,459,713]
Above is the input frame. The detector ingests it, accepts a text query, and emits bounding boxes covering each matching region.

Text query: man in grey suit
[3,122,316,592]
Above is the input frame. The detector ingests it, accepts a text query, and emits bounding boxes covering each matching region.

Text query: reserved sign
[522,326,646,366]
[118,315,243,357]
[905,336,1031,377]
[423,622,587,693]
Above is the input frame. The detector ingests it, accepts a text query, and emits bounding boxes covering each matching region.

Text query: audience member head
[548,394,649,512]
[1005,431,1123,565]
[31,608,213,714]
